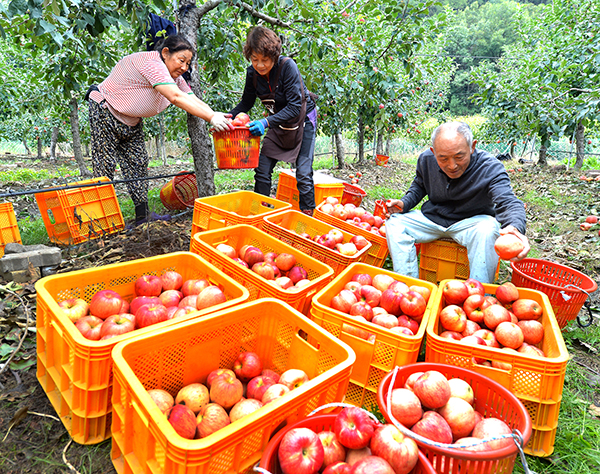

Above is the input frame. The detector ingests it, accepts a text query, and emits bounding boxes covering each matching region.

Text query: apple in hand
[278,427,324,474]
[233,351,263,381]
[369,424,419,474]
[494,234,525,260]
[99,314,135,339]
[135,274,162,297]
[75,315,104,340]
[58,298,89,323]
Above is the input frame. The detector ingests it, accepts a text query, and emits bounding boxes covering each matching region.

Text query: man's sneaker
[301,209,314,217]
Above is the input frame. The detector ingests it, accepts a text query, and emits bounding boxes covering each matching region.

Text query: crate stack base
[191,190,291,236]
[35,252,249,444]
[276,169,344,210]
[310,262,437,409]
[418,238,499,283]
[0,202,22,257]
[425,281,569,456]
[110,299,355,474]
[314,201,389,268]
[35,177,124,245]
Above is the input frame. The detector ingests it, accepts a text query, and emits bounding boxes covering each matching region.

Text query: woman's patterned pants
[88,100,149,206]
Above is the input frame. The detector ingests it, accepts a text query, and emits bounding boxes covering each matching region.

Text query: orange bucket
[340,182,367,206]
[376,154,389,166]
[160,172,198,210]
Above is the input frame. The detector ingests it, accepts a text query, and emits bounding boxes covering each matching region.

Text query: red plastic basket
[376,154,389,166]
[159,172,198,210]
[511,258,597,329]
[340,182,367,207]
[212,127,260,169]
[378,363,532,474]
[259,413,435,474]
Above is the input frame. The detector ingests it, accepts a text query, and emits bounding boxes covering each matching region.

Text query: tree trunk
[357,115,365,164]
[159,116,167,165]
[37,137,43,159]
[180,5,215,197]
[84,142,89,157]
[574,122,585,169]
[376,132,383,154]
[538,144,548,167]
[385,136,391,156]
[334,132,345,169]
[69,97,91,177]
[510,141,517,159]
[22,137,31,155]
[50,126,59,159]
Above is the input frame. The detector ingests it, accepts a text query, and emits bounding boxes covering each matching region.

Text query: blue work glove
[248,119,268,136]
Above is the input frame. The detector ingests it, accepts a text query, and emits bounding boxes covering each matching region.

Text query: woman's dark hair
[156,34,195,60]
[243,27,281,62]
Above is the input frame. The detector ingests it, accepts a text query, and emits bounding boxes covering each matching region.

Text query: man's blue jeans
[385,211,501,283]
[254,118,316,210]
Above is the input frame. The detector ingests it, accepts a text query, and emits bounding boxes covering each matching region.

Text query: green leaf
[9,356,36,370]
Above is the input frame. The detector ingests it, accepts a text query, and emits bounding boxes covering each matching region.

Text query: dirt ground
[0,154,599,473]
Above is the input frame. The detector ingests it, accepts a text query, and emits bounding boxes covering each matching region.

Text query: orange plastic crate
[276,169,344,210]
[310,262,437,409]
[527,426,557,458]
[110,299,356,474]
[35,177,124,245]
[314,201,389,267]
[262,210,372,275]
[378,363,532,473]
[190,224,334,315]
[259,413,436,474]
[35,252,249,444]
[511,258,598,329]
[418,238,499,283]
[212,127,260,169]
[191,191,291,235]
[426,281,568,406]
[0,202,22,257]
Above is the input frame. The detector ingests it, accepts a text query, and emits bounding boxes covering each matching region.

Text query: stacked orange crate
[0,202,22,257]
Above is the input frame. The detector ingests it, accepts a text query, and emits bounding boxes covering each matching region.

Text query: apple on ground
[369,424,419,474]
[75,315,104,340]
[166,404,197,439]
[58,298,89,323]
[389,388,423,427]
[195,403,230,438]
[175,383,210,414]
[99,314,135,339]
[233,351,263,381]
[147,388,174,414]
[229,398,263,422]
[413,370,451,409]
[209,371,243,410]
[334,407,375,450]
[90,289,124,319]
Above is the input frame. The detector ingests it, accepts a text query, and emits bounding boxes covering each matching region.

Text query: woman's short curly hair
[243,26,281,62]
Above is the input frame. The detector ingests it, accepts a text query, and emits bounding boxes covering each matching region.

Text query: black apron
[254,58,307,164]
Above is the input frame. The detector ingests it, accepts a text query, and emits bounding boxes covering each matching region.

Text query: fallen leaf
[588,404,600,418]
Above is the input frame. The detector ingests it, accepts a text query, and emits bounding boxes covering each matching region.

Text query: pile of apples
[438,279,546,366]
[276,406,419,474]
[328,272,431,340]
[293,226,369,257]
[388,370,516,459]
[319,197,386,238]
[59,272,226,341]
[215,243,312,290]
[146,351,311,440]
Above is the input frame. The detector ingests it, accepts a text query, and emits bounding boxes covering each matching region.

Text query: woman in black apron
[229,26,318,215]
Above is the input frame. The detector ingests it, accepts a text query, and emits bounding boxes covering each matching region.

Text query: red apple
[463,294,490,323]
[472,417,513,450]
[440,330,463,341]
[411,410,453,444]
[175,383,210,415]
[518,343,545,357]
[334,407,375,450]
[179,295,198,308]
[136,304,168,329]
[167,404,196,439]
[317,233,338,249]
[359,285,382,307]
[494,234,525,260]
[252,261,275,280]
[495,282,520,306]
[246,375,276,401]
[351,273,372,286]
[261,383,291,404]
[483,304,511,330]
[495,321,524,349]
[288,266,309,284]
[196,286,227,310]
[130,296,162,315]
[321,203,335,215]
[90,289,124,320]
[442,280,469,305]
[210,372,243,410]
[460,335,488,364]
[404,372,424,391]
[379,289,404,316]
[331,289,359,314]
[195,403,230,438]
[409,285,431,303]
[512,298,543,320]
[99,314,135,339]
[461,320,481,337]
[413,370,451,409]
[350,302,374,321]
[161,270,183,291]
[397,315,419,335]
[278,427,325,474]
[485,295,499,306]
[342,317,373,340]
[464,278,485,297]
[345,447,371,466]
[216,243,237,259]
[206,368,236,389]
[275,276,294,289]
[134,274,162,297]
[350,235,370,251]
[349,456,394,474]
[261,369,280,383]
[338,243,358,256]
[233,351,263,381]
[388,280,410,295]
[369,424,419,474]
[147,388,174,414]
[58,298,89,323]
[518,320,544,345]
[318,431,347,468]
[344,281,363,299]
[229,398,263,422]
[329,229,345,245]
[264,251,278,263]
[243,246,265,267]
[233,258,249,268]
[159,289,183,308]
[586,215,599,224]
[170,306,195,319]
[181,278,211,296]
[439,304,467,332]
[438,397,477,440]
[372,274,395,292]
[473,329,500,348]
[372,313,399,329]
[448,378,474,405]
[275,253,297,272]
[399,290,427,318]
[389,388,423,427]
[389,327,414,337]
[279,368,309,390]
[75,315,104,340]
